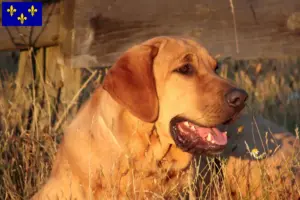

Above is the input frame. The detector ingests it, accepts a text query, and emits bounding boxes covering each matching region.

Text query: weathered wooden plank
[68,0,300,67]
[1,0,299,66]
[58,0,74,55]
[14,46,82,130]
[0,1,60,51]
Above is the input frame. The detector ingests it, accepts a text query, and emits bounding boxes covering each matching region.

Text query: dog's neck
[98,87,155,153]
[60,86,194,197]
[97,86,193,162]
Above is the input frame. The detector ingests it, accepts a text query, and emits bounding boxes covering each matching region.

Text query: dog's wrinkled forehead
[143,36,217,68]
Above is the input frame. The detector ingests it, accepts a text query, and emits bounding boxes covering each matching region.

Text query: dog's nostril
[225,88,248,108]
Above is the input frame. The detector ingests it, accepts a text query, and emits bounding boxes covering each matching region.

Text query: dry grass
[0,55,299,199]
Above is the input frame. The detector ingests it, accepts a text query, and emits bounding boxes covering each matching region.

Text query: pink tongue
[177,121,228,146]
[194,127,227,145]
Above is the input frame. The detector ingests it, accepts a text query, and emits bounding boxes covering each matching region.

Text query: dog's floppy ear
[103,44,159,122]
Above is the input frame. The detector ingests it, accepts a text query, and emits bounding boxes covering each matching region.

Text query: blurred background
[0,0,299,199]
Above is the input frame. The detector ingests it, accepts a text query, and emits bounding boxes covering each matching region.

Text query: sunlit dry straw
[54,70,97,131]
[229,0,239,54]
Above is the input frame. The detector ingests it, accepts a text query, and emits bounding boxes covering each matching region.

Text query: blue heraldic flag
[2,2,42,26]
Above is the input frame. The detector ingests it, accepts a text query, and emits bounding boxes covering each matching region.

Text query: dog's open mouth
[170,116,229,155]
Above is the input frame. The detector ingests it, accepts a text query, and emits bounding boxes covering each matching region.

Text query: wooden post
[14,0,81,133]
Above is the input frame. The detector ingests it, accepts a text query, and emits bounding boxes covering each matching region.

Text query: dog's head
[103,36,248,155]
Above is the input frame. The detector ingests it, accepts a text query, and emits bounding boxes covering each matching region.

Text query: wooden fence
[1,0,300,67]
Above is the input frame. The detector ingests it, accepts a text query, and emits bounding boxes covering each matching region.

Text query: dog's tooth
[183,121,189,127]
[188,122,194,127]
[190,126,196,131]
[224,131,227,135]
[178,125,185,133]
[207,133,212,141]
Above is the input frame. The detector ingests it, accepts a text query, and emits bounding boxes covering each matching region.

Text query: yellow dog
[32,36,299,199]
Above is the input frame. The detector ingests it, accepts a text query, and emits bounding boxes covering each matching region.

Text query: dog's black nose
[225,88,248,108]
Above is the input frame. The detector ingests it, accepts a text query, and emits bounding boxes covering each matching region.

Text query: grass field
[0,55,299,199]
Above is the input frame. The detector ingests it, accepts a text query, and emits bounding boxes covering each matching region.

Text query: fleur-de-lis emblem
[17,13,27,24]
[7,5,17,16]
[28,5,38,16]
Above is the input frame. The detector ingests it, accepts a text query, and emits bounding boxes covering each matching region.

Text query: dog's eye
[174,64,194,75]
